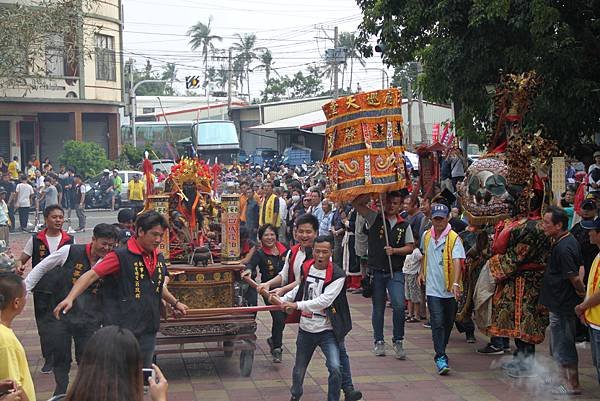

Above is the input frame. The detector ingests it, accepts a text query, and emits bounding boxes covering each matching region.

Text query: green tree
[215,65,229,91]
[0,0,101,90]
[187,16,222,93]
[232,33,266,100]
[59,140,110,179]
[338,32,366,92]
[355,0,600,149]
[160,62,177,96]
[256,50,278,101]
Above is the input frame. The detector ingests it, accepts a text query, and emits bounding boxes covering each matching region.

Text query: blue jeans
[590,327,600,384]
[291,329,342,401]
[427,296,457,360]
[372,270,405,342]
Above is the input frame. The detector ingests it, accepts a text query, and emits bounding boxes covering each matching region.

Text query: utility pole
[333,26,339,99]
[227,48,233,120]
[416,62,426,142]
[407,79,413,149]
[130,79,167,147]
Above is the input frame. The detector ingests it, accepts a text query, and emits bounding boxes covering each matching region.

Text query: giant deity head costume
[459,72,560,224]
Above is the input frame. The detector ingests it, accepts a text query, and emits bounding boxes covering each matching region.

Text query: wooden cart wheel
[240,349,254,377]
[223,340,234,358]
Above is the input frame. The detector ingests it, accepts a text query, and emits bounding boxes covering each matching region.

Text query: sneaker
[435,356,450,375]
[466,334,476,343]
[290,397,300,401]
[373,341,386,356]
[343,386,363,401]
[393,341,406,360]
[272,347,282,363]
[40,359,53,374]
[477,343,504,355]
[422,321,431,329]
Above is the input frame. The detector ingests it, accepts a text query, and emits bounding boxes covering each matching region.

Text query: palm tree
[187,16,222,94]
[215,64,228,91]
[231,33,266,100]
[338,32,366,92]
[160,62,177,95]
[255,49,279,101]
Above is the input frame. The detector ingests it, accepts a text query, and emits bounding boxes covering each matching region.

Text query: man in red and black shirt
[24,223,118,396]
[16,204,73,374]
[54,211,188,367]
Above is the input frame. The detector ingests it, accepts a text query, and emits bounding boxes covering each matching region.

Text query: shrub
[58,140,111,179]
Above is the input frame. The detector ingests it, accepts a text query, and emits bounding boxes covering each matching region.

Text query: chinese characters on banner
[432,123,440,143]
[148,195,170,262]
[221,195,240,261]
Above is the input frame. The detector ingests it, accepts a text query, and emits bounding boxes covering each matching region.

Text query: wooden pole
[378,193,395,276]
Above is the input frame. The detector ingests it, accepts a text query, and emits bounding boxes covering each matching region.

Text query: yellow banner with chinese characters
[221,194,240,261]
[148,194,170,263]
[322,88,408,201]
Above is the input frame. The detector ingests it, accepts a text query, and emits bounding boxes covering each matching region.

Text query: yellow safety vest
[422,229,460,291]
[585,254,600,327]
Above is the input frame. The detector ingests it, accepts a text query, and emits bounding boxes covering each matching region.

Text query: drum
[322,88,408,201]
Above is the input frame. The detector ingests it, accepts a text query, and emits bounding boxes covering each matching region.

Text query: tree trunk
[246,66,251,102]
[407,79,413,149]
[417,63,426,142]
[349,56,354,92]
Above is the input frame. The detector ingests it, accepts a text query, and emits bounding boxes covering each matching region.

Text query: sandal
[551,384,582,395]
[407,317,420,323]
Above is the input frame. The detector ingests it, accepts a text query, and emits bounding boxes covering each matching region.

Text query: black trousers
[33,292,58,361]
[18,206,29,230]
[52,321,98,395]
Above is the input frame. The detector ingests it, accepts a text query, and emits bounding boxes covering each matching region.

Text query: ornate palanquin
[322,88,409,201]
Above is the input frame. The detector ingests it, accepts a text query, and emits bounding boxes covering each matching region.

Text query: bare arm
[452,258,463,299]
[568,275,586,294]
[53,269,100,318]
[352,193,372,218]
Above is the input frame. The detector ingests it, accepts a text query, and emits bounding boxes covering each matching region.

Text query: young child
[403,246,423,322]
[0,272,35,401]
[282,235,354,401]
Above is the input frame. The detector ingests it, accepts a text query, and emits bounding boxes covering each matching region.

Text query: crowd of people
[1,151,600,401]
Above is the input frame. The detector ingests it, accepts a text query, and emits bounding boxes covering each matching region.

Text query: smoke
[489,354,560,396]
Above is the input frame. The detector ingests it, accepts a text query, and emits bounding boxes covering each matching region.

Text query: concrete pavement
[7,214,600,401]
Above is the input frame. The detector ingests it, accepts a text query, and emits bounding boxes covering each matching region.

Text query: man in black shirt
[0,173,16,232]
[540,206,586,395]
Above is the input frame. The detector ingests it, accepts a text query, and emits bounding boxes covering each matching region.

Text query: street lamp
[130,79,168,147]
[363,68,390,89]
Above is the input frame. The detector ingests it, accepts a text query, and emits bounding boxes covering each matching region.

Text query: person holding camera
[62,325,168,401]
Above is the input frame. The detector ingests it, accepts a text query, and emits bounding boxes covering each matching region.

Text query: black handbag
[361,273,373,298]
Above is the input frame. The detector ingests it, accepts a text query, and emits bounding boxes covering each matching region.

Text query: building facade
[0,0,124,169]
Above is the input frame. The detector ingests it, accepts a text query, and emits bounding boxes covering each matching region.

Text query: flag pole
[378,192,395,276]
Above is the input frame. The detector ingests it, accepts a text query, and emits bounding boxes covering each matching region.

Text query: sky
[121,0,391,101]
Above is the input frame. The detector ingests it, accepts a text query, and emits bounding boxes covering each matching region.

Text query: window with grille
[46,34,66,77]
[95,34,116,81]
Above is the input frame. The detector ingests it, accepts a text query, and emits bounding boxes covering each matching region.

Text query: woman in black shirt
[244,224,289,363]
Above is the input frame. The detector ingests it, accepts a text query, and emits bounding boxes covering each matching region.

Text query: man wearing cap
[588,151,600,198]
[575,216,600,384]
[353,191,414,360]
[418,203,465,375]
[128,174,145,215]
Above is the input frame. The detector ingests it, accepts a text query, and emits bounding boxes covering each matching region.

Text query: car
[137,159,176,175]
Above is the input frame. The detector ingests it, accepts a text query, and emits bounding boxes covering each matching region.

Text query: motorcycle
[85,183,121,210]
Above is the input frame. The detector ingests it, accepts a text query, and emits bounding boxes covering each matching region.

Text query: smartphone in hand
[142,368,155,388]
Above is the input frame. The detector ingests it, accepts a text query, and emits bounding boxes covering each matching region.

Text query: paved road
[7,216,600,401]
